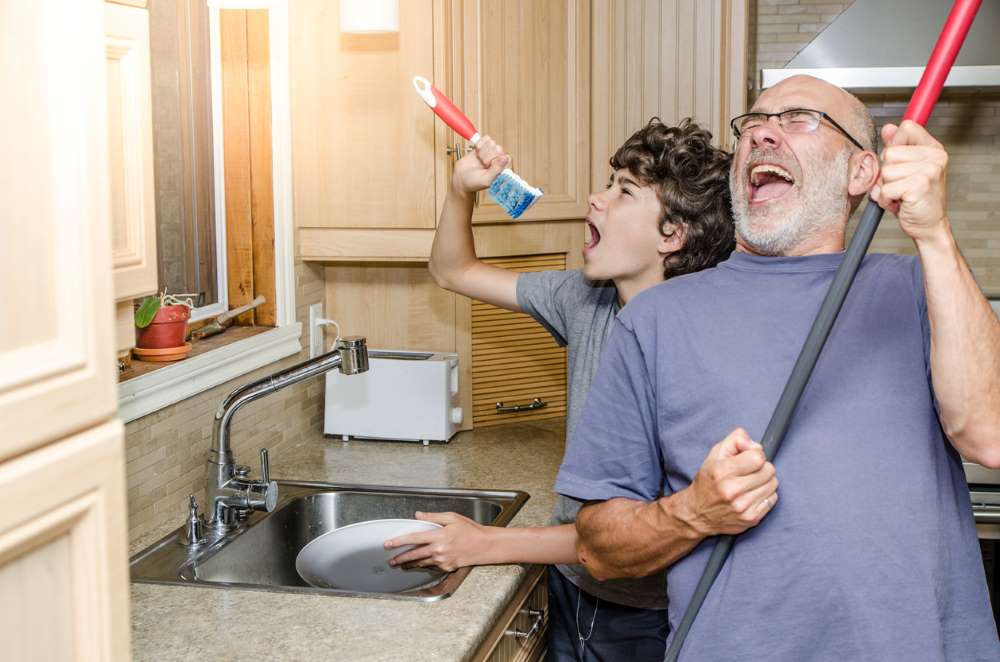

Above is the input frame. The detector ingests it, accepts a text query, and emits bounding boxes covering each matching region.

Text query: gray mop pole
[663,1,981,657]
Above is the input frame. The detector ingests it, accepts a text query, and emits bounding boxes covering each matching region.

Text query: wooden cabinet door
[0,0,118,462]
[449,0,591,223]
[0,422,131,662]
[105,2,158,303]
[292,0,447,232]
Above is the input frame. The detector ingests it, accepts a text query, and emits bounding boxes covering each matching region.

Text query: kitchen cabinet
[471,255,567,428]
[294,0,590,260]
[452,0,591,224]
[1,0,131,659]
[471,565,549,662]
[105,0,159,362]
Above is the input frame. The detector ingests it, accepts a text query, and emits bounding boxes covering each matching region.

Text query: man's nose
[749,119,783,150]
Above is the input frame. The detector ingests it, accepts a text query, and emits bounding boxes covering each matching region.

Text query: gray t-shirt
[557,252,999,660]
[517,269,667,610]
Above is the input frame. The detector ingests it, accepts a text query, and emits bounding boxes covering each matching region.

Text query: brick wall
[752,0,1000,295]
[124,259,326,543]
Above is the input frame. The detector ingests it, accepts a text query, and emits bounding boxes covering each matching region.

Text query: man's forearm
[429,188,477,289]
[575,493,704,581]
[917,222,1000,466]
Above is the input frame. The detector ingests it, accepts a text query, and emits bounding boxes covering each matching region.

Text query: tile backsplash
[124,261,325,543]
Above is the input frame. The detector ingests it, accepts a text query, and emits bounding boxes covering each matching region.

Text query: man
[384,119,764,660]
[556,75,1000,660]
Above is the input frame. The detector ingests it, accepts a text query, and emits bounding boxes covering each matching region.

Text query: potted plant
[133,291,196,360]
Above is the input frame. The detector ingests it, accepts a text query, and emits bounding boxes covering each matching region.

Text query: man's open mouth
[585,220,602,250]
[748,163,796,203]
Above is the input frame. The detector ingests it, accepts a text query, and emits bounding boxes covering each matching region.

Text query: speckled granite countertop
[129,419,566,662]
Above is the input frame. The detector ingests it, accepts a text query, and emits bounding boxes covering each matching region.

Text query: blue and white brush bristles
[488,169,543,219]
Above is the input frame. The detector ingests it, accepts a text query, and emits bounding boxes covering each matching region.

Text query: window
[118,0,299,422]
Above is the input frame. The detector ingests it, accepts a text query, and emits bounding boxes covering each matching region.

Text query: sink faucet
[202,336,369,535]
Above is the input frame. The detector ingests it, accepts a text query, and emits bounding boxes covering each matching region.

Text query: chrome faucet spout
[203,336,369,533]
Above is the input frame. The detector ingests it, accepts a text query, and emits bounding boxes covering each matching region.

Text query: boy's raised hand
[451,135,511,195]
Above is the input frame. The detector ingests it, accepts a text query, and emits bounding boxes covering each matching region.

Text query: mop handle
[664,2,982,660]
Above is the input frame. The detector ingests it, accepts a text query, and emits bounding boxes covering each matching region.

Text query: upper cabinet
[105,1,158,302]
[293,0,591,261]
[451,0,591,224]
[292,0,446,235]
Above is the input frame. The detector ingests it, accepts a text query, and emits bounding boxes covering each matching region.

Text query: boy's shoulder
[519,268,617,307]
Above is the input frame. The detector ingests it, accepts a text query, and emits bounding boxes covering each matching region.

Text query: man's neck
[735,233,845,257]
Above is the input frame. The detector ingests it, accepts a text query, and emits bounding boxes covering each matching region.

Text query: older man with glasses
[555,74,1000,660]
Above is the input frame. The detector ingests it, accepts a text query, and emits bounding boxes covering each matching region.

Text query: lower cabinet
[471,565,549,662]
[0,421,131,661]
[471,255,567,428]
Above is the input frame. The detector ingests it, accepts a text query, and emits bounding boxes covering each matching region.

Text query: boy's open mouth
[585,220,602,251]
[748,163,795,204]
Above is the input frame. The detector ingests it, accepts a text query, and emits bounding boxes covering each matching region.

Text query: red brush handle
[413,76,480,143]
[429,85,478,142]
[904,0,981,125]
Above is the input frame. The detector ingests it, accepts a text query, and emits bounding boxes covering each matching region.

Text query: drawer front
[474,565,549,662]
[472,255,567,428]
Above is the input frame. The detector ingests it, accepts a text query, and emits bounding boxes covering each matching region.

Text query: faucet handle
[259,448,270,484]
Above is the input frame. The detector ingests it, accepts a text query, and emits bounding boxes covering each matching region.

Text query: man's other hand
[674,428,779,537]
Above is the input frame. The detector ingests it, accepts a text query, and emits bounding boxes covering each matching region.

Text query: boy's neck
[613,270,664,307]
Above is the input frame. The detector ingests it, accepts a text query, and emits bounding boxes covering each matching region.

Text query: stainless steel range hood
[762,0,1000,90]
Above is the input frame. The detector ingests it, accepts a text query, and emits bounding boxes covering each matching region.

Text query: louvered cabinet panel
[471,255,567,427]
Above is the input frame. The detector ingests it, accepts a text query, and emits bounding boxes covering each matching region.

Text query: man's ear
[659,222,686,255]
[848,149,880,198]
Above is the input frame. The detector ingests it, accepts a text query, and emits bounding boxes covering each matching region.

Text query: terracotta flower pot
[135,304,191,349]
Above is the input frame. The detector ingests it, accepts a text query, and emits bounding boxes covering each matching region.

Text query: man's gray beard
[732,148,851,256]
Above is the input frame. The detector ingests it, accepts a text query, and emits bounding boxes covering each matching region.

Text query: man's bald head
[757,75,876,152]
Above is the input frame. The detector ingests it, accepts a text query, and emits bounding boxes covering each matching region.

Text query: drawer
[471,565,549,662]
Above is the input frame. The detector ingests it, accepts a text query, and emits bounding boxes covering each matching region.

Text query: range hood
[762,0,1000,90]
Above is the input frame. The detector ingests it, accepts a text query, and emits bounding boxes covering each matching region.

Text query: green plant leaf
[134,297,162,328]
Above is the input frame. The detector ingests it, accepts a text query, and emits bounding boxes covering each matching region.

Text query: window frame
[118,0,298,422]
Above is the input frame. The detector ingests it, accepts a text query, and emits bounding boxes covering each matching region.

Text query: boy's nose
[588,190,607,210]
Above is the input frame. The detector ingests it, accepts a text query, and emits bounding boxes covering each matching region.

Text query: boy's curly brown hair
[610,118,735,280]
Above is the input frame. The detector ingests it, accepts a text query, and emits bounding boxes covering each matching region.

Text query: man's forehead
[751,76,847,115]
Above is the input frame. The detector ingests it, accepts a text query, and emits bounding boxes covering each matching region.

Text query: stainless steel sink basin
[130,480,528,601]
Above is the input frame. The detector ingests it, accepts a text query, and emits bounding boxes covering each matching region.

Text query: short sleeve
[516,270,578,346]
[554,316,664,503]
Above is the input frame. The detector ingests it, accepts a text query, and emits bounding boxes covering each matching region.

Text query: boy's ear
[659,222,686,255]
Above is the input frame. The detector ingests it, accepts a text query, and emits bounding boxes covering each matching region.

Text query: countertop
[129,419,567,662]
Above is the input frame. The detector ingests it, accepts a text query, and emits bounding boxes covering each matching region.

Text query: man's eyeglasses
[730,108,867,152]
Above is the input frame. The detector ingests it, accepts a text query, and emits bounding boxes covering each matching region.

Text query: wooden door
[471,255,567,427]
[449,0,591,223]
[292,0,447,233]
[105,2,158,303]
[0,0,118,461]
[0,423,131,662]
[0,1,131,659]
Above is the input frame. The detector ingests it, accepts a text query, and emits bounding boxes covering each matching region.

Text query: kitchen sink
[130,480,528,601]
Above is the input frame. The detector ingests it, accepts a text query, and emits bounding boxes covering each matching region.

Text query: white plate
[295,518,445,593]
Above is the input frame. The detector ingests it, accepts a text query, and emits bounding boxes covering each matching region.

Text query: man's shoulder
[618,266,728,329]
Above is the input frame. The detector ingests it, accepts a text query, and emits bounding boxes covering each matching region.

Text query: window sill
[117,322,302,423]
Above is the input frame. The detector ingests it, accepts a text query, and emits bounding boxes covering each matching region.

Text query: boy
[385,119,736,660]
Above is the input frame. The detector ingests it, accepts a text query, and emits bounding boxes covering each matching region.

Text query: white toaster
[323,349,462,444]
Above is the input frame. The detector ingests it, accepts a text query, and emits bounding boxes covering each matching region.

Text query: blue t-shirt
[556,251,999,661]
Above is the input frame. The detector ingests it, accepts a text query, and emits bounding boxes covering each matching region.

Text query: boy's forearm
[484,524,580,566]
[576,493,704,580]
[429,186,478,289]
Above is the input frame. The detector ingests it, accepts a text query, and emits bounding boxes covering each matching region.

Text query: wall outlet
[308,302,325,358]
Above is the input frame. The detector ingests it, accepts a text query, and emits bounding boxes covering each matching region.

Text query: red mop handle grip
[904,0,981,125]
